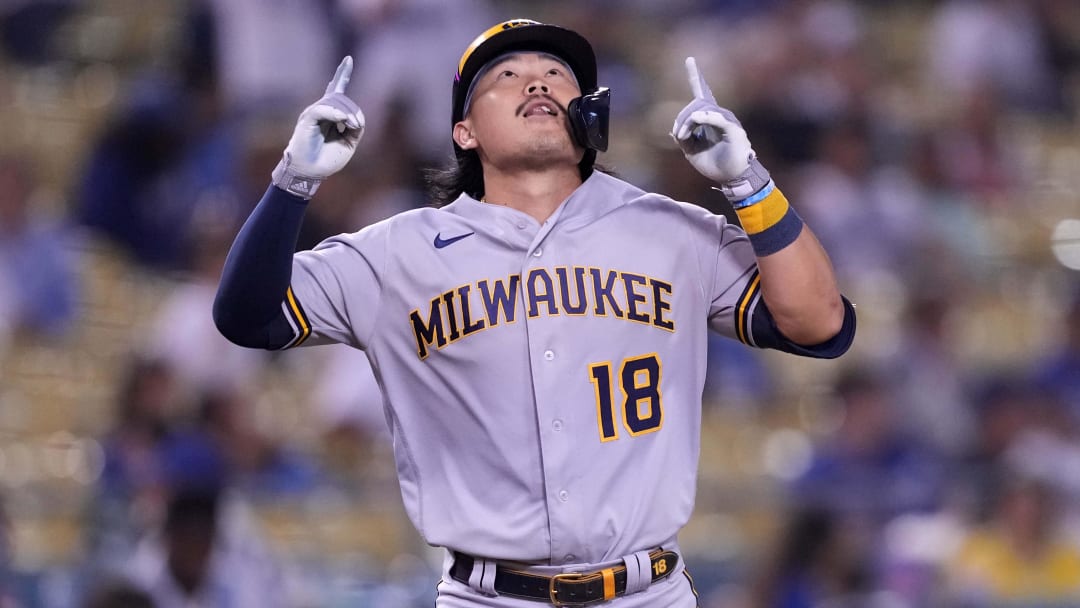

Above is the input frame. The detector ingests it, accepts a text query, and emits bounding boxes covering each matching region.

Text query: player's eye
[547,68,562,77]
[497,69,516,79]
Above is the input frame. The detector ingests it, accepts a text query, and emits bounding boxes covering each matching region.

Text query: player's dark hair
[424,149,486,206]
[424,150,607,207]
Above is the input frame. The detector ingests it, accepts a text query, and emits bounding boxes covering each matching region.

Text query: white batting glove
[272,56,366,199]
[671,57,770,203]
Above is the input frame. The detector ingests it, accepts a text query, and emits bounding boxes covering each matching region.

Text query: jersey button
[558,490,569,502]
[544,350,555,361]
[532,248,542,257]
[516,222,527,230]
[552,419,563,432]
[564,554,576,563]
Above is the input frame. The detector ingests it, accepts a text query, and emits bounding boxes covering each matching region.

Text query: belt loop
[468,556,498,596]
[621,550,653,595]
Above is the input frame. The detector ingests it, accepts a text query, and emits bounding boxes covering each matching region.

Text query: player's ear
[453,121,478,150]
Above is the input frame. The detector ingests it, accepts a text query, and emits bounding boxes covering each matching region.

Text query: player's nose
[525,80,550,95]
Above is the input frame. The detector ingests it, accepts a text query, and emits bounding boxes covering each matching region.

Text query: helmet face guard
[567,87,610,152]
[452,19,610,156]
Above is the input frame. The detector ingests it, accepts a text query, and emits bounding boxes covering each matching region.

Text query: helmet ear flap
[567,87,610,152]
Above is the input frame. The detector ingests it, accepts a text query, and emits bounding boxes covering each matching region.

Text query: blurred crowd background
[0,0,1079,606]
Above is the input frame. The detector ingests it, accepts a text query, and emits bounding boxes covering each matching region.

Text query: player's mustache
[516,94,563,117]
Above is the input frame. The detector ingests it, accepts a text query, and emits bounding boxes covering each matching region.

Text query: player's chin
[526,134,578,159]
[521,120,568,142]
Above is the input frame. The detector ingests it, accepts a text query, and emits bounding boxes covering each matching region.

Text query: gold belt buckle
[549,572,586,606]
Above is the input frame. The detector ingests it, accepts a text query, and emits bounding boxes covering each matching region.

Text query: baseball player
[214,19,855,607]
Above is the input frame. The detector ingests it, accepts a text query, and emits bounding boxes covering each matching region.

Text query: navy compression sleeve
[213,185,307,349]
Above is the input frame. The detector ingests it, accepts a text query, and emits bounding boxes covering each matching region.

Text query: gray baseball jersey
[286,171,762,567]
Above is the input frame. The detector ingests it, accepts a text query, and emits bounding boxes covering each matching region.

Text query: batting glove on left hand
[273,56,365,199]
[672,57,770,203]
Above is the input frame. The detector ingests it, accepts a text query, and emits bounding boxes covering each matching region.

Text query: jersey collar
[446,171,643,230]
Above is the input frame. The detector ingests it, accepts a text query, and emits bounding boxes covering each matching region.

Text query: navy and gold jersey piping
[734,270,761,347]
[281,286,312,349]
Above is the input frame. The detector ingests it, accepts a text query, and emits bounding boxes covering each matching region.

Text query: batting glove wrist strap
[733,184,804,256]
[720,158,772,204]
[272,155,322,200]
[728,179,775,210]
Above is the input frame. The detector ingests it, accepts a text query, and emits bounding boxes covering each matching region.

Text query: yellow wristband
[734,186,790,234]
[734,186,804,256]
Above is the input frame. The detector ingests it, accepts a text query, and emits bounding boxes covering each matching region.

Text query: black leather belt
[449,548,678,606]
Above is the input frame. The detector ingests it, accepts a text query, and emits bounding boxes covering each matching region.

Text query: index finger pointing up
[325,56,354,96]
[684,56,715,103]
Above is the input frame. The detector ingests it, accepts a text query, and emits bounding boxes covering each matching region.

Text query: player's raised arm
[672,57,847,347]
[213,57,365,349]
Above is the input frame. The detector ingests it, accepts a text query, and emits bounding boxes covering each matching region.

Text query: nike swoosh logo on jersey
[433,231,475,249]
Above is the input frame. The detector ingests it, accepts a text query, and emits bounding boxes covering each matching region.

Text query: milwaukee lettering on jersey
[409,266,675,359]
